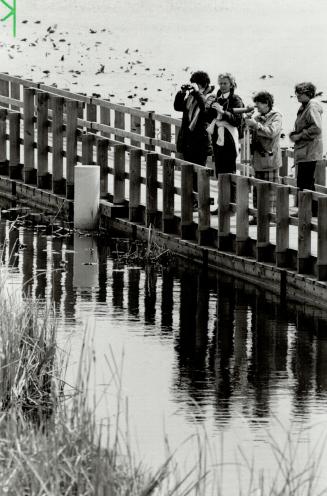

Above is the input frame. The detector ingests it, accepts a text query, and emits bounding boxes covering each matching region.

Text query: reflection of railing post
[218,173,231,250]
[146,153,158,227]
[66,99,78,199]
[317,196,327,281]
[256,181,270,262]
[276,184,289,267]
[9,111,21,179]
[236,175,250,255]
[181,162,194,240]
[51,95,65,194]
[23,87,36,184]
[0,108,8,174]
[297,191,312,274]
[162,158,175,233]
[129,148,142,222]
[37,91,51,189]
[197,168,211,245]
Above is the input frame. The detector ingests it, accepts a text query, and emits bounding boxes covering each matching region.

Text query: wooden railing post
[145,111,155,151]
[9,112,21,179]
[51,95,65,194]
[145,153,158,227]
[10,80,20,111]
[256,181,270,262]
[97,138,109,199]
[276,184,289,267]
[162,158,175,233]
[0,108,8,174]
[113,144,125,204]
[36,91,51,189]
[0,78,9,108]
[317,196,327,280]
[218,173,232,250]
[129,148,142,222]
[66,99,78,199]
[280,148,288,177]
[297,191,312,274]
[130,110,141,147]
[114,105,125,143]
[315,159,326,187]
[236,176,250,255]
[181,163,194,239]
[174,124,182,159]
[86,101,97,133]
[81,133,94,164]
[23,87,36,184]
[100,101,111,138]
[160,118,172,156]
[197,168,211,245]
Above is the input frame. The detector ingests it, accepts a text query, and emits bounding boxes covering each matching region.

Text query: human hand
[289,132,300,143]
[212,102,224,114]
[244,117,257,129]
[190,83,200,93]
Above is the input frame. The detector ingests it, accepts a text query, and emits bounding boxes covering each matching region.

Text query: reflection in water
[2,219,327,459]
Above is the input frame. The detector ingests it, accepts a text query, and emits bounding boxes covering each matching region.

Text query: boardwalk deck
[0,73,327,308]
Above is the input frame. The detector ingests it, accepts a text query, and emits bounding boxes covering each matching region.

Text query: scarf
[186,85,214,132]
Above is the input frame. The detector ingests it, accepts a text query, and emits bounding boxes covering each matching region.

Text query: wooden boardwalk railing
[1,73,327,289]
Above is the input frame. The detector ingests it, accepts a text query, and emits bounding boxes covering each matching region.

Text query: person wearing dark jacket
[206,73,244,177]
[174,71,214,200]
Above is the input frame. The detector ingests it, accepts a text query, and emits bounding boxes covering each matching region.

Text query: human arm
[220,94,244,128]
[296,104,322,141]
[246,112,282,138]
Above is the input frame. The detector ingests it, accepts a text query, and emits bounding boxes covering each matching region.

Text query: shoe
[249,217,257,225]
[211,208,218,215]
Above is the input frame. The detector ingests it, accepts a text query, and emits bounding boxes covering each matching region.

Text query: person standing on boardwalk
[245,91,282,225]
[289,82,323,217]
[174,71,214,206]
[205,73,244,213]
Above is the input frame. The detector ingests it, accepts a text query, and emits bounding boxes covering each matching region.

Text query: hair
[295,82,316,99]
[190,71,210,88]
[253,91,274,110]
[218,73,237,89]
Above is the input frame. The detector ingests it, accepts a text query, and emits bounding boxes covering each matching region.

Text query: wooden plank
[181,162,194,240]
[96,138,109,198]
[130,111,141,147]
[280,148,288,177]
[236,175,250,255]
[23,87,36,184]
[100,102,111,138]
[36,91,51,189]
[10,81,21,111]
[0,108,8,174]
[93,97,150,119]
[86,102,97,134]
[256,181,270,262]
[9,112,21,179]
[114,105,125,143]
[145,111,155,151]
[66,99,78,199]
[276,184,289,267]
[0,78,9,108]
[315,159,326,187]
[160,118,172,156]
[162,158,175,233]
[145,153,158,227]
[129,148,142,222]
[197,168,211,245]
[81,134,95,164]
[218,173,231,250]
[113,144,125,204]
[51,95,65,194]
[297,191,312,274]
[317,196,327,280]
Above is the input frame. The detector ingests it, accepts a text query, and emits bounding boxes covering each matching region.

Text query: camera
[181,84,193,92]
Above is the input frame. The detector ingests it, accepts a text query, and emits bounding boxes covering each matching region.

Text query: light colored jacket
[251,108,282,172]
[293,99,323,163]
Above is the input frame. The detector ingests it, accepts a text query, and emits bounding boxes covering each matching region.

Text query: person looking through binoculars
[174,71,214,207]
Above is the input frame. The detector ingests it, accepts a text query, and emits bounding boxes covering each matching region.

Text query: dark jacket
[174,86,214,159]
[205,89,244,140]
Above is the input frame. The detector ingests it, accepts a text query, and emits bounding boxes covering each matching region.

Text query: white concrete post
[74,165,100,229]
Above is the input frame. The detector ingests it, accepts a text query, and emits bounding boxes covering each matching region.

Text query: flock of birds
[1,19,327,107]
